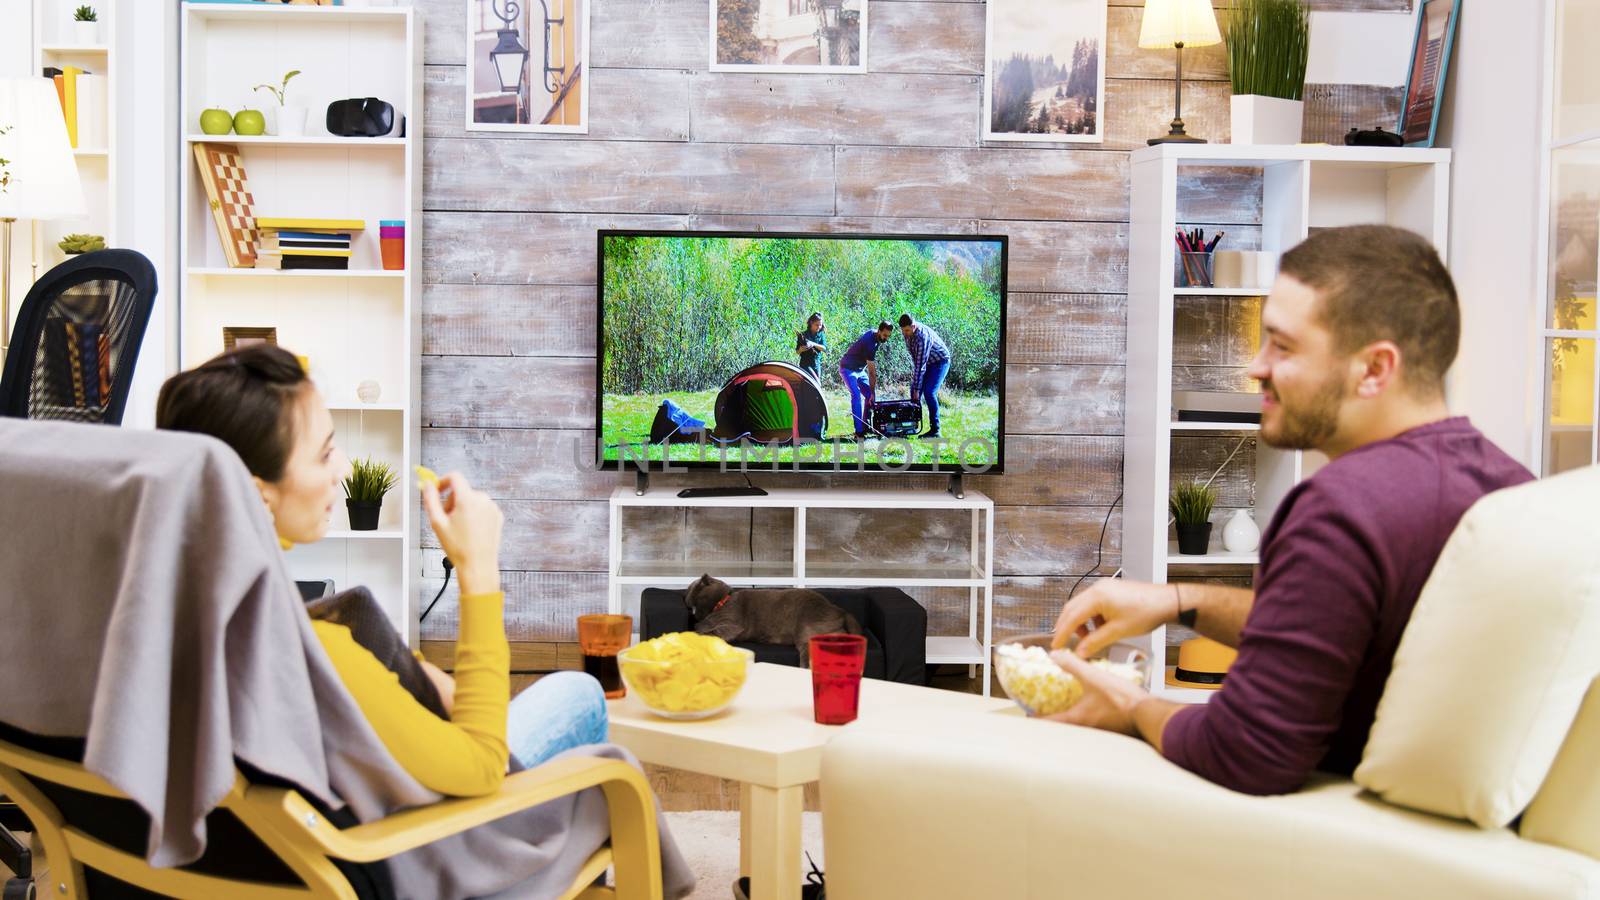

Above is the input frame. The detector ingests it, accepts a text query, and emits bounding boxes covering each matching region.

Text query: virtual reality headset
[326,98,402,138]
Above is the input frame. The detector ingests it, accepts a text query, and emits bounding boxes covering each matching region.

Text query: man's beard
[1260,373,1346,450]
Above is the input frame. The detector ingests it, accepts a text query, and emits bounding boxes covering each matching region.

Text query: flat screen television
[597,230,1006,474]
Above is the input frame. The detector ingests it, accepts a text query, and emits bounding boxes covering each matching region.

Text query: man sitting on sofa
[1048,225,1533,795]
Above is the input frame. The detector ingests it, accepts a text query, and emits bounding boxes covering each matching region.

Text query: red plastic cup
[810,634,867,725]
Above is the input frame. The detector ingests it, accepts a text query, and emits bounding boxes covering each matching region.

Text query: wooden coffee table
[606,662,1017,900]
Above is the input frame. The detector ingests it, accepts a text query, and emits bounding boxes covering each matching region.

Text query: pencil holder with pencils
[1178,251,1214,288]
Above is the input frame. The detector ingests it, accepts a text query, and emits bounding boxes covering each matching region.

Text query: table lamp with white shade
[0,77,86,363]
[1139,0,1223,145]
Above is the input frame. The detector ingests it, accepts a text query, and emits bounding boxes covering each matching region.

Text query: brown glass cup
[577,614,632,699]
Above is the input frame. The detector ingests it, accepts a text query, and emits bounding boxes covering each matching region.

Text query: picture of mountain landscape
[984,0,1106,142]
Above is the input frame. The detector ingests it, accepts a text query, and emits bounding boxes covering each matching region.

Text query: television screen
[597,230,1006,473]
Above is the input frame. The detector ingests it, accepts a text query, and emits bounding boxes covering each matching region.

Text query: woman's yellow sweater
[311,591,511,797]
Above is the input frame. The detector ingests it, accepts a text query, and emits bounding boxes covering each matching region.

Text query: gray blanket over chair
[0,419,693,899]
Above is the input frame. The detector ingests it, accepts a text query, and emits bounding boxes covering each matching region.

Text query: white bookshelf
[609,488,998,693]
[32,0,117,262]
[1127,143,1451,703]
[179,2,424,641]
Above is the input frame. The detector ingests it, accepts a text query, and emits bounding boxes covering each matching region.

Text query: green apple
[199,108,233,135]
[233,108,266,136]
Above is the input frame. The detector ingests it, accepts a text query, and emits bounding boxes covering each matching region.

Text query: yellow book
[62,66,82,148]
[254,217,367,232]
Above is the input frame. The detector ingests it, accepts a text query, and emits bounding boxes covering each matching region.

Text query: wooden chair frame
[0,738,663,900]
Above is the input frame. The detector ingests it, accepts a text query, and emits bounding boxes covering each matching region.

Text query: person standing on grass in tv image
[838,320,894,441]
[899,313,951,439]
[1043,225,1531,796]
[795,311,827,383]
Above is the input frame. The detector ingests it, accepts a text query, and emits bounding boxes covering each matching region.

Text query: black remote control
[676,486,769,498]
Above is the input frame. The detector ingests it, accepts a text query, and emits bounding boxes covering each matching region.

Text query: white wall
[118,2,179,428]
[1437,0,1546,468]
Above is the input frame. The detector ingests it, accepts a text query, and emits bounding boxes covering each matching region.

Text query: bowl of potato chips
[618,632,755,719]
[992,632,1150,717]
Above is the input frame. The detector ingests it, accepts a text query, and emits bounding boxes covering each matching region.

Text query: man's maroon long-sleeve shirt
[1161,417,1532,795]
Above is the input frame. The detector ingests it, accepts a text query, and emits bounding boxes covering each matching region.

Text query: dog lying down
[684,574,864,668]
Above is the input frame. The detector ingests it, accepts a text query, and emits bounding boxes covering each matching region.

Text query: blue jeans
[916,357,950,432]
[840,366,873,435]
[506,670,609,769]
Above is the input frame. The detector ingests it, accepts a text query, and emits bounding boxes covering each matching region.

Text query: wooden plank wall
[411,0,1407,650]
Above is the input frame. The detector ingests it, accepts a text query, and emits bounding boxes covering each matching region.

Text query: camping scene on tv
[600,235,1004,467]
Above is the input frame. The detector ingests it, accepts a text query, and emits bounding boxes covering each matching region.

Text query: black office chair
[1,250,156,897]
[0,249,157,425]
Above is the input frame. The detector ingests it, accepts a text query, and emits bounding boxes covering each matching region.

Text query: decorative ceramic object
[1222,509,1262,553]
[233,109,266,136]
[275,106,307,136]
[1213,250,1246,289]
[1230,95,1304,145]
[357,380,381,404]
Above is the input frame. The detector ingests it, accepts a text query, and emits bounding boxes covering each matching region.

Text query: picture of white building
[713,0,865,71]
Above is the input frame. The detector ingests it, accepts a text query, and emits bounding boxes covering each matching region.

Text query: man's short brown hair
[1279,224,1459,395]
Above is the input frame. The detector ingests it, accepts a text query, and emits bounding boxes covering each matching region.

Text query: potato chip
[415,465,440,489]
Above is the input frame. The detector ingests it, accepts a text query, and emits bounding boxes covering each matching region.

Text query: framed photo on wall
[1399,0,1461,148]
[710,0,867,73]
[983,0,1106,143]
[467,0,590,133]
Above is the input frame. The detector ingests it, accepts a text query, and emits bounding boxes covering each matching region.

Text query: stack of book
[254,217,366,271]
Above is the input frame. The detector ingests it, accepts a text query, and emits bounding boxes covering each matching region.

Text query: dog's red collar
[711,595,731,615]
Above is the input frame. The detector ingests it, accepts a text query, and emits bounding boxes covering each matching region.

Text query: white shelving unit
[609,487,997,694]
[179,2,424,641]
[32,0,117,261]
[1127,143,1451,703]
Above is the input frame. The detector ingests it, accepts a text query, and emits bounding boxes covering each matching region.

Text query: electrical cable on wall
[1067,435,1252,603]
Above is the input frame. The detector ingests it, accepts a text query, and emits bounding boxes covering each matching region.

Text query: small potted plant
[254,69,304,136]
[58,233,105,257]
[1170,481,1218,556]
[1224,0,1310,145]
[343,456,397,531]
[72,5,98,44]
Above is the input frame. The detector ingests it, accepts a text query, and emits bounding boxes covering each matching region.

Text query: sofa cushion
[1354,466,1600,828]
[1520,675,1600,860]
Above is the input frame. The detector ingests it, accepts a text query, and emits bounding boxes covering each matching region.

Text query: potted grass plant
[1170,481,1218,556]
[343,456,397,531]
[1224,0,1310,145]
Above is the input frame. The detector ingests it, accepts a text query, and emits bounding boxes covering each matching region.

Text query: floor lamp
[0,78,86,367]
[1139,0,1223,145]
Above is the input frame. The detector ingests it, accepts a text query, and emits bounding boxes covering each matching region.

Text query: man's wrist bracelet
[1174,584,1198,628]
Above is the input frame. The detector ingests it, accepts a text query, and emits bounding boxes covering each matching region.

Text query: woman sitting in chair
[155,344,606,796]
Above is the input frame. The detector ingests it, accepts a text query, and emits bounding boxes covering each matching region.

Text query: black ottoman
[639,586,927,685]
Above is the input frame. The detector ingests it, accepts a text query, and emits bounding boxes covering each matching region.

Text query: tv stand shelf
[608,486,996,694]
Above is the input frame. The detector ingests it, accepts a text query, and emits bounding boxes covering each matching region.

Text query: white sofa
[821,466,1600,899]
[821,706,1598,898]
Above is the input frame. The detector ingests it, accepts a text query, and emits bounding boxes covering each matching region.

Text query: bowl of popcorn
[992,632,1150,717]
[618,632,755,719]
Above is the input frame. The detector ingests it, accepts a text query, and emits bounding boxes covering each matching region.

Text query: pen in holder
[1179,251,1214,288]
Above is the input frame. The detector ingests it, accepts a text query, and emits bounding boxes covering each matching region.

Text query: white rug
[663,810,824,900]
